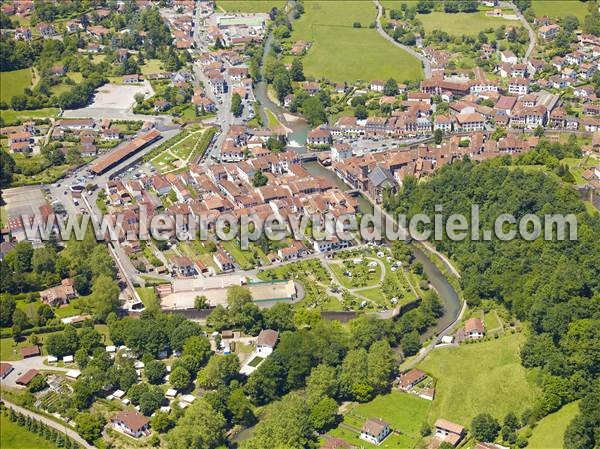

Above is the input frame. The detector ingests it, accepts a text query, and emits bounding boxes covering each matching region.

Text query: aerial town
[0,1,598,449]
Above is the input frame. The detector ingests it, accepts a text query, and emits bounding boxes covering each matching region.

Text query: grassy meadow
[217,0,284,12]
[531,0,591,21]
[0,415,59,449]
[417,11,513,36]
[290,1,422,82]
[528,401,580,449]
[418,332,540,426]
[328,391,430,448]
[0,68,34,103]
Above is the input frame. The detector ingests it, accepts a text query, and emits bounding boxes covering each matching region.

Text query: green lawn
[265,108,283,130]
[329,391,430,448]
[328,261,381,289]
[418,333,539,426]
[290,1,422,82]
[0,68,33,102]
[483,310,502,331]
[531,0,591,21]
[135,287,158,309]
[140,59,164,75]
[0,414,60,449]
[528,401,580,449]
[418,11,512,36]
[216,0,284,12]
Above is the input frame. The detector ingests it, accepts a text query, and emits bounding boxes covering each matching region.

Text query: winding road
[373,0,432,79]
[501,1,537,62]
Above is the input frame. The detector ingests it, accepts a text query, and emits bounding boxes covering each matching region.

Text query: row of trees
[3,407,83,449]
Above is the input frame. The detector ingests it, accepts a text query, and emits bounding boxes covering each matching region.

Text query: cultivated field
[528,401,580,449]
[418,332,540,426]
[216,0,284,12]
[0,68,33,102]
[531,0,590,21]
[290,1,422,82]
[418,11,513,36]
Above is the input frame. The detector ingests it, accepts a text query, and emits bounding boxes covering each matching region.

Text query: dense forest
[386,150,600,449]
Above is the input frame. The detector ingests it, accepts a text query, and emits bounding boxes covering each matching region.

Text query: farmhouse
[398,368,427,391]
[256,329,279,356]
[360,418,391,445]
[464,317,485,339]
[434,418,465,447]
[111,411,150,438]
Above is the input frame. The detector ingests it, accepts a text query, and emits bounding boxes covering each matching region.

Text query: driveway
[0,356,71,389]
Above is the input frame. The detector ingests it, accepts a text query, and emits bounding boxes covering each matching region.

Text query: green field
[418,11,512,36]
[290,1,422,82]
[0,108,60,125]
[0,68,34,102]
[531,0,591,21]
[0,414,60,449]
[140,59,164,75]
[329,391,430,448]
[418,333,539,426]
[217,0,284,12]
[528,401,580,449]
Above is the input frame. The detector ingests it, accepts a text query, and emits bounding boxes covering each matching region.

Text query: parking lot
[62,82,155,121]
[2,186,47,219]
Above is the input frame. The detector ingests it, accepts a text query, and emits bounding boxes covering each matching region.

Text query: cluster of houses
[207,13,268,48]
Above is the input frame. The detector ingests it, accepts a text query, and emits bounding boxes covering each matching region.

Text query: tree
[273,70,292,103]
[290,58,305,82]
[367,340,396,393]
[139,387,163,416]
[182,335,212,370]
[0,150,16,186]
[401,330,421,356]
[194,295,208,310]
[75,413,106,443]
[306,364,338,405]
[302,96,327,126]
[263,303,296,332]
[310,396,338,431]
[355,104,368,120]
[88,275,120,320]
[434,128,443,144]
[28,374,47,392]
[166,399,226,449]
[471,413,500,442]
[534,125,544,137]
[383,78,399,96]
[227,387,256,426]
[151,412,172,433]
[253,171,268,187]
[0,296,16,327]
[241,393,314,449]
[231,92,243,117]
[145,360,167,384]
[169,366,191,391]
[197,354,240,389]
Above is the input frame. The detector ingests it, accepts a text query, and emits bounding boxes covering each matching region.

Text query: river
[253,13,461,337]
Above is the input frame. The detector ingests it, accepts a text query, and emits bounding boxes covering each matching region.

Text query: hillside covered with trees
[386,153,599,448]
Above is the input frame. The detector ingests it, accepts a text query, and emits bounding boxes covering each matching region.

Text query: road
[0,399,95,449]
[501,1,537,62]
[373,0,432,79]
